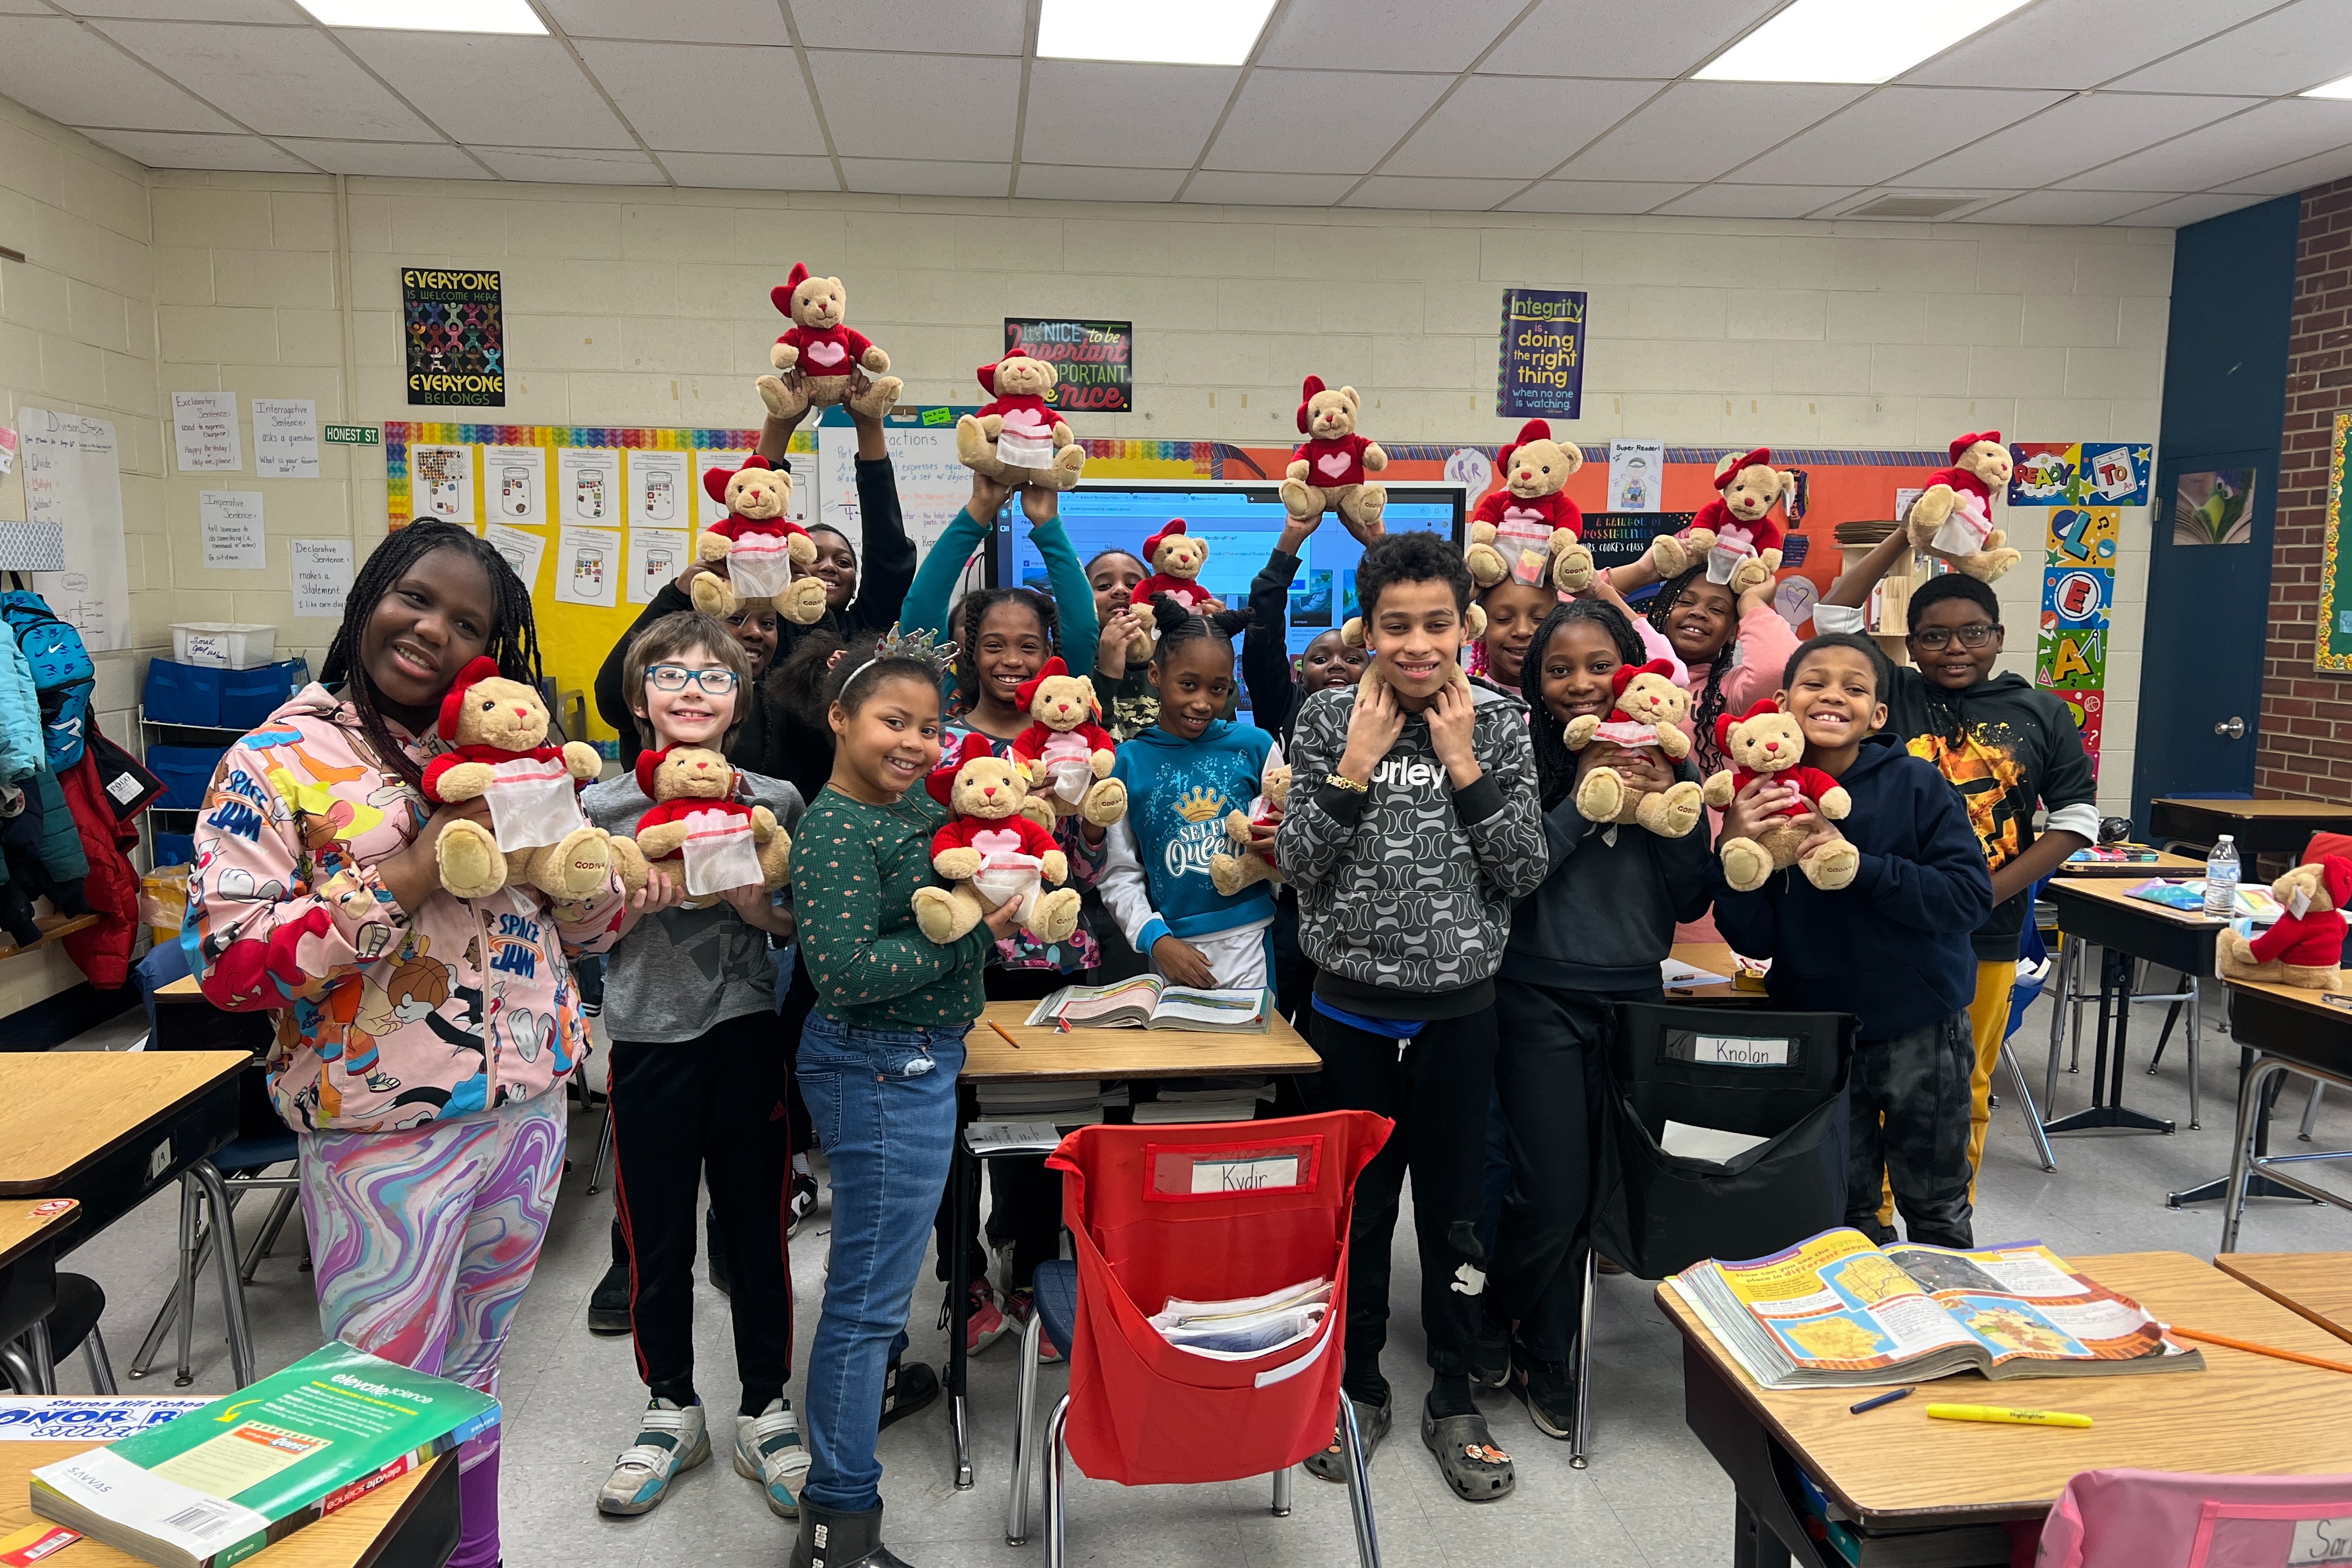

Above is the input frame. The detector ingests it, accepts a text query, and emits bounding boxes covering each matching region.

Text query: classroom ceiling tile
[2216,141,2352,195]
[791,0,1028,56]
[1345,174,1527,210]
[90,19,440,141]
[1654,183,1860,218]
[1552,82,1867,183]
[839,158,1010,197]
[1020,61,1236,169]
[1500,178,1695,213]
[1959,188,2179,224]
[78,127,311,171]
[1180,170,1360,205]
[0,1,48,12]
[662,152,839,190]
[1014,164,1190,202]
[339,32,637,150]
[48,0,300,20]
[2107,0,2352,97]
[1902,92,2250,188]
[1256,0,1532,74]
[542,0,792,45]
[473,145,669,184]
[806,50,1021,161]
[1902,0,2283,90]
[2061,99,2352,190]
[0,16,240,134]
[1379,75,1659,181]
[2107,191,2269,228]
[1486,0,1781,79]
[1725,87,2068,186]
[1203,69,1452,175]
[275,139,492,178]
[576,40,828,156]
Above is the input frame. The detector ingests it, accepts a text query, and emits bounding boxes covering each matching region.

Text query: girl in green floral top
[789,632,1017,1568]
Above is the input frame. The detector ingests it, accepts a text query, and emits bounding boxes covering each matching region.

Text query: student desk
[2211,1252,2352,1347]
[1665,942,1770,1006]
[2053,851,2207,878]
[2148,797,2352,856]
[0,1053,256,1388]
[0,1430,456,1568]
[2210,980,2352,1252]
[0,1200,79,1394]
[2041,878,2220,1138]
[940,1002,1320,1490]
[1659,1250,2352,1567]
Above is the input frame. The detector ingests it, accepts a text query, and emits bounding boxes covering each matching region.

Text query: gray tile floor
[43,982,2352,1568]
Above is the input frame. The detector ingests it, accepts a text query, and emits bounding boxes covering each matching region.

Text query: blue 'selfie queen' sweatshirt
[1097,718,1279,958]
[1712,732,1993,1041]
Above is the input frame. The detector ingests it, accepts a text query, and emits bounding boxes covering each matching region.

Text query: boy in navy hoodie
[1713,633,1993,1249]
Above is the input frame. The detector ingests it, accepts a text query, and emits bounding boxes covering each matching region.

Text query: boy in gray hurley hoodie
[1275,531,1545,1506]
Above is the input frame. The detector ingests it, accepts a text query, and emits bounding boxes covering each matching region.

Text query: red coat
[1009,719,1117,766]
[1136,575,1211,612]
[59,749,140,989]
[781,322,874,377]
[420,743,565,805]
[1293,433,1373,488]
[635,796,753,835]
[1472,487,1583,540]
[1728,763,1843,820]
[932,813,1058,862]
[1685,496,1784,558]
[2246,907,2347,968]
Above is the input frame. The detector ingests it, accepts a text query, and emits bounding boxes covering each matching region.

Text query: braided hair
[1522,598,1646,812]
[949,587,1059,714]
[318,521,541,794]
[1646,564,1731,772]
[1149,594,1253,663]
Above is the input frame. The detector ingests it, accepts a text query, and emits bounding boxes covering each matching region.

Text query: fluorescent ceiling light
[1037,0,1276,66]
[297,0,547,34]
[2304,73,2352,100]
[1696,0,2032,85]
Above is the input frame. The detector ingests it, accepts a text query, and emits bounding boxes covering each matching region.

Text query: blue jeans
[795,1013,968,1513]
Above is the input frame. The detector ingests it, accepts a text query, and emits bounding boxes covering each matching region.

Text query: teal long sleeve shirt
[902,506,1098,701]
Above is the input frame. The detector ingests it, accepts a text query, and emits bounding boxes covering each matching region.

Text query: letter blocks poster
[2009,439,2147,778]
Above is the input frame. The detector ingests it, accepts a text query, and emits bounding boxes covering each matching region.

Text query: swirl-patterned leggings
[299,1093,566,1568]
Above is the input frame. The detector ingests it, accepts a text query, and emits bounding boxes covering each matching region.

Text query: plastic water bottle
[2204,835,2240,919]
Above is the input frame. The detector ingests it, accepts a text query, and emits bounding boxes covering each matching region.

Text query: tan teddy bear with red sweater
[1279,377,1388,542]
[912,734,1082,945]
[690,456,830,626]
[1906,430,2023,583]
[1644,447,1791,594]
[755,264,899,422]
[1563,660,1704,838]
[617,746,791,901]
[1007,658,1127,826]
[1465,419,1592,593]
[955,349,1086,491]
[2217,855,2350,993]
[420,657,611,901]
[1701,700,1860,892]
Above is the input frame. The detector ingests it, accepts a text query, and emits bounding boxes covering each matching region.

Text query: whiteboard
[817,409,985,604]
[19,408,130,650]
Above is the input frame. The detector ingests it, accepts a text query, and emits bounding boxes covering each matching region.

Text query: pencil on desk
[986,1020,1023,1052]
[2168,1325,2352,1376]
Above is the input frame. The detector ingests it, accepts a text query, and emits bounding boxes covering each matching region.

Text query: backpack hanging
[0,590,96,769]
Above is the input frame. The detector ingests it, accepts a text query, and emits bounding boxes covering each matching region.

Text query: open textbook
[1667,1228,2203,1389]
[1024,977,1270,1033]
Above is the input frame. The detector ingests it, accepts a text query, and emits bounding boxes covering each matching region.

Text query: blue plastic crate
[219,658,311,728]
[153,831,194,867]
[147,744,229,810]
[142,659,223,727]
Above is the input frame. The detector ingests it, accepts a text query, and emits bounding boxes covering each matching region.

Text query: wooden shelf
[0,912,96,964]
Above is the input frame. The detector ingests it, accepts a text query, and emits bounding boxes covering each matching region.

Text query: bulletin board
[387,420,816,747]
[2320,412,2352,673]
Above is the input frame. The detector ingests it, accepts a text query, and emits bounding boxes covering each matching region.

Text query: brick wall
[2261,177,2352,803]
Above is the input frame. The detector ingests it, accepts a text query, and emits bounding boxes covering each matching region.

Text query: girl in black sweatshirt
[1486,598,1714,1439]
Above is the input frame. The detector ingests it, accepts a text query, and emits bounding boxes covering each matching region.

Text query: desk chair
[1,1275,116,1395]
[2034,1467,2352,1567]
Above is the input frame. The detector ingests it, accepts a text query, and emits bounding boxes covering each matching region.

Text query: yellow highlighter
[1926,1403,2092,1429]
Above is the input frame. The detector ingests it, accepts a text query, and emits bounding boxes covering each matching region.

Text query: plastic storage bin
[147,744,229,810]
[219,659,310,727]
[142,659,224,727]
[153,831,195,868]
[172,622,278,669]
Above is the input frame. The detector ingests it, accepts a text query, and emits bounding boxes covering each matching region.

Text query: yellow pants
[1877,960,2018,1223]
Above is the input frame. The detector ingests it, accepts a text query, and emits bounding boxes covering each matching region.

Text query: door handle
[2214,716,2246,739]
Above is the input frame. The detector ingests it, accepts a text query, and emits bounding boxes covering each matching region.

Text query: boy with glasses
[1817,562,2099,1188]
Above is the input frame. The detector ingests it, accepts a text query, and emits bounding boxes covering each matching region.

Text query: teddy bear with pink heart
[1279,376,1389,542]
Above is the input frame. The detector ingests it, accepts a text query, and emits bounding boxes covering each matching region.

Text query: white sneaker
[596,1399,710,1517]
[734,1399,813,1518]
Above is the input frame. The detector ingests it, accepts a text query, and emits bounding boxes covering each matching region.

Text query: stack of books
[1132,1080,1275,1124]
[974,1080,1128,1128]
[1149,1278,1331,1360]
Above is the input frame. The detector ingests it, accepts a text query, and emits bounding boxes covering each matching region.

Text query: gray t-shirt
[581,769,803,1044]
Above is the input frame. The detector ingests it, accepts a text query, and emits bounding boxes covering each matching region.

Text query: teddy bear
[690,456,830,626]
[1338,603,1488,694]
[1562,660,1706,839]
[1644,447,1791,595]
[1279,376,1388,542]
[1905,430,2023,583]
[1465,419,1592,594]
[954,349,1086,491]
[419,657,614,901]
[1700,699,1860,893]
[617,746,792,900]
[911,733,1082,946]
[2217,855,2351,993]
[1006,658,1128,825]
[755,263,900,422]
[1210,764,1292,898]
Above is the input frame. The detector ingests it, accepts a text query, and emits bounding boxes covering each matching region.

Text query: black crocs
[1421,1399,1515,1502]
[1302,1392,1390,1484]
